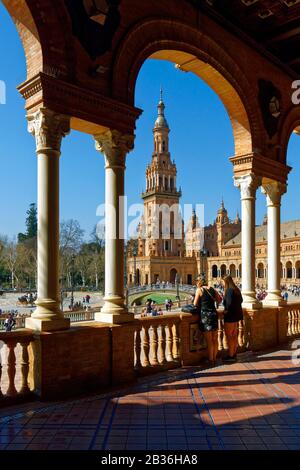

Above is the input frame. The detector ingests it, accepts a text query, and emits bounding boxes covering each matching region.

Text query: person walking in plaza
[193,275,222,367]
[4,313,16,332]
[222,275,243,363]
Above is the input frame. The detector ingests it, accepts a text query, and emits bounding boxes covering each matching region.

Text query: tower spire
[154,87,169,129]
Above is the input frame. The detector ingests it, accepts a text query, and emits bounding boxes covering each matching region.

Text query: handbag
[181,304,200,314]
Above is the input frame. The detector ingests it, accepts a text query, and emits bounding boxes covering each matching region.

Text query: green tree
[18,203,37,242]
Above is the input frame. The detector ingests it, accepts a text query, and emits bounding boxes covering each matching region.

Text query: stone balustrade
[0,329,34,404]
[286,305,300,338]
[0,304,299,403]
[134,315,181,373]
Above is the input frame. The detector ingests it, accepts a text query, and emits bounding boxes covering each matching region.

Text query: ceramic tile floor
[1,347,300,450]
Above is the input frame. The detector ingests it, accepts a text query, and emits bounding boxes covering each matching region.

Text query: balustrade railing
[0,309,96,331]
[0,330,34,403]
[134,316,181,373]
[217,316,246,352]
[286,306,300,337]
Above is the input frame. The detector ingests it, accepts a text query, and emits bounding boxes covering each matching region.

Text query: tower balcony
[141,187,182,199]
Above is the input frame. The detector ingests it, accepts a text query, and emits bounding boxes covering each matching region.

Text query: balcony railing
[0,329,34,405]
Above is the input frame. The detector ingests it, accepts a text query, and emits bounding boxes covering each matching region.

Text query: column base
[94,311,134,324]
[263,291,287,307]
[25,316,70,332]
[242,291,262,310]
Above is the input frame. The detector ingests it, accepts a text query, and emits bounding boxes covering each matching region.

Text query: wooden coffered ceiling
[191,0,300,75]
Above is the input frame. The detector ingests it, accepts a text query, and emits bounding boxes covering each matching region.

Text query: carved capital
[261,180,287,207]
[94,130,134,168]
[234,173,261,200]
[27,108,70,154]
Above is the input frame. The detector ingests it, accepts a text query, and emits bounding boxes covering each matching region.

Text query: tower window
[162,141,166,151]
[165,241,169,251]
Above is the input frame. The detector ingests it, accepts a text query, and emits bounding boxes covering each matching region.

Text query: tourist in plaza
[165,298,170,311]
[193,275,222,367]
[4,313,16,332]
[146,298,152,314]
[222,275,243,363]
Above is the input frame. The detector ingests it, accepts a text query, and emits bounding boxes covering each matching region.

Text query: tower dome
[154,88,169,130]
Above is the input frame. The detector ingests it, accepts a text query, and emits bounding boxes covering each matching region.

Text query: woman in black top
[194,275,222,366]
[222,275,243,362]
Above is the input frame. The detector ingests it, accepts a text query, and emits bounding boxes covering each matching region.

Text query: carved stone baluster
[158,325,166,365]
[291,311,296,336]
[142,326,150,367]
[222,320,228,350]
[172,323,180,361]
[287,311,292,336]
[150,325,159,366]
[20,340,31,395]
[134,328,142,371]
[165,324,173,362]
[218,319,223,351]
[297,310,300,335]
[6,340,17,397]
[238,320,245,348]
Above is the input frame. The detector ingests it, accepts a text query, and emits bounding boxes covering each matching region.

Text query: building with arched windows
[127,94,300,289]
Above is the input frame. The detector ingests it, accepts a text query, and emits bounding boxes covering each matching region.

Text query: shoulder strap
[202,287,215,301]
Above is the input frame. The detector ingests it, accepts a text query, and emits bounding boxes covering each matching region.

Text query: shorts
[200,309,218,332]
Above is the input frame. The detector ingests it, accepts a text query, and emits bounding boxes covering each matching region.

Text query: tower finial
[160,86,163,102]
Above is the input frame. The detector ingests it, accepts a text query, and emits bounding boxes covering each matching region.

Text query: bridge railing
[128,284,196,296]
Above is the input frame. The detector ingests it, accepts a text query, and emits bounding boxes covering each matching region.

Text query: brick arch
[2,0,75,80]
[2,0,43,80]
[112,18,263,155]
[278,105,300,164]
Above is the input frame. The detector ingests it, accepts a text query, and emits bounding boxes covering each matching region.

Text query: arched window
[286,261,293,279]
[257,263,265,279]
[221,264,227,277]
[212,265,218,278]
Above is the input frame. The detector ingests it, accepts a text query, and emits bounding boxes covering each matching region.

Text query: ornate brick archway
[278,105,300,164]
[112,18,263,155]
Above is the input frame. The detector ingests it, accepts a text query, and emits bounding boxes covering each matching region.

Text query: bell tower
[142,89,184,258]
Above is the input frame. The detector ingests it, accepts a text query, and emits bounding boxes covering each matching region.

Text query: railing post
[158,325,167,365]
[165,324,173,362]
[142,326,150,367]
[218,319,224,351]
[6,340,17,397]
[150,325,159,366]
[134,328,142,370]
[238,320,245,348]
[172,323,180,361]
[20,339,31,395]
[222,320,228,350]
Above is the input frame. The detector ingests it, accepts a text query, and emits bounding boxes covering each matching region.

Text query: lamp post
[70,255,75,310]
[175,273,180,301]
[124,243,128,308]
[199,248,207,278]
[133,248,137,287]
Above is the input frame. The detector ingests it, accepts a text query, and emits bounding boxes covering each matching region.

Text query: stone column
[94,130,134,324]
[234,173,262,309]
[261,180,287,306]
[25,108,70,331]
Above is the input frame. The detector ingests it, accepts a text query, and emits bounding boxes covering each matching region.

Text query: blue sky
[0,3,299,240]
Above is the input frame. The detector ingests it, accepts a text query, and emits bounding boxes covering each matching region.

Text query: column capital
[94,130,135,168]
[27,108,70,154]
[234,173,261,200]
[261,180,287,207]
